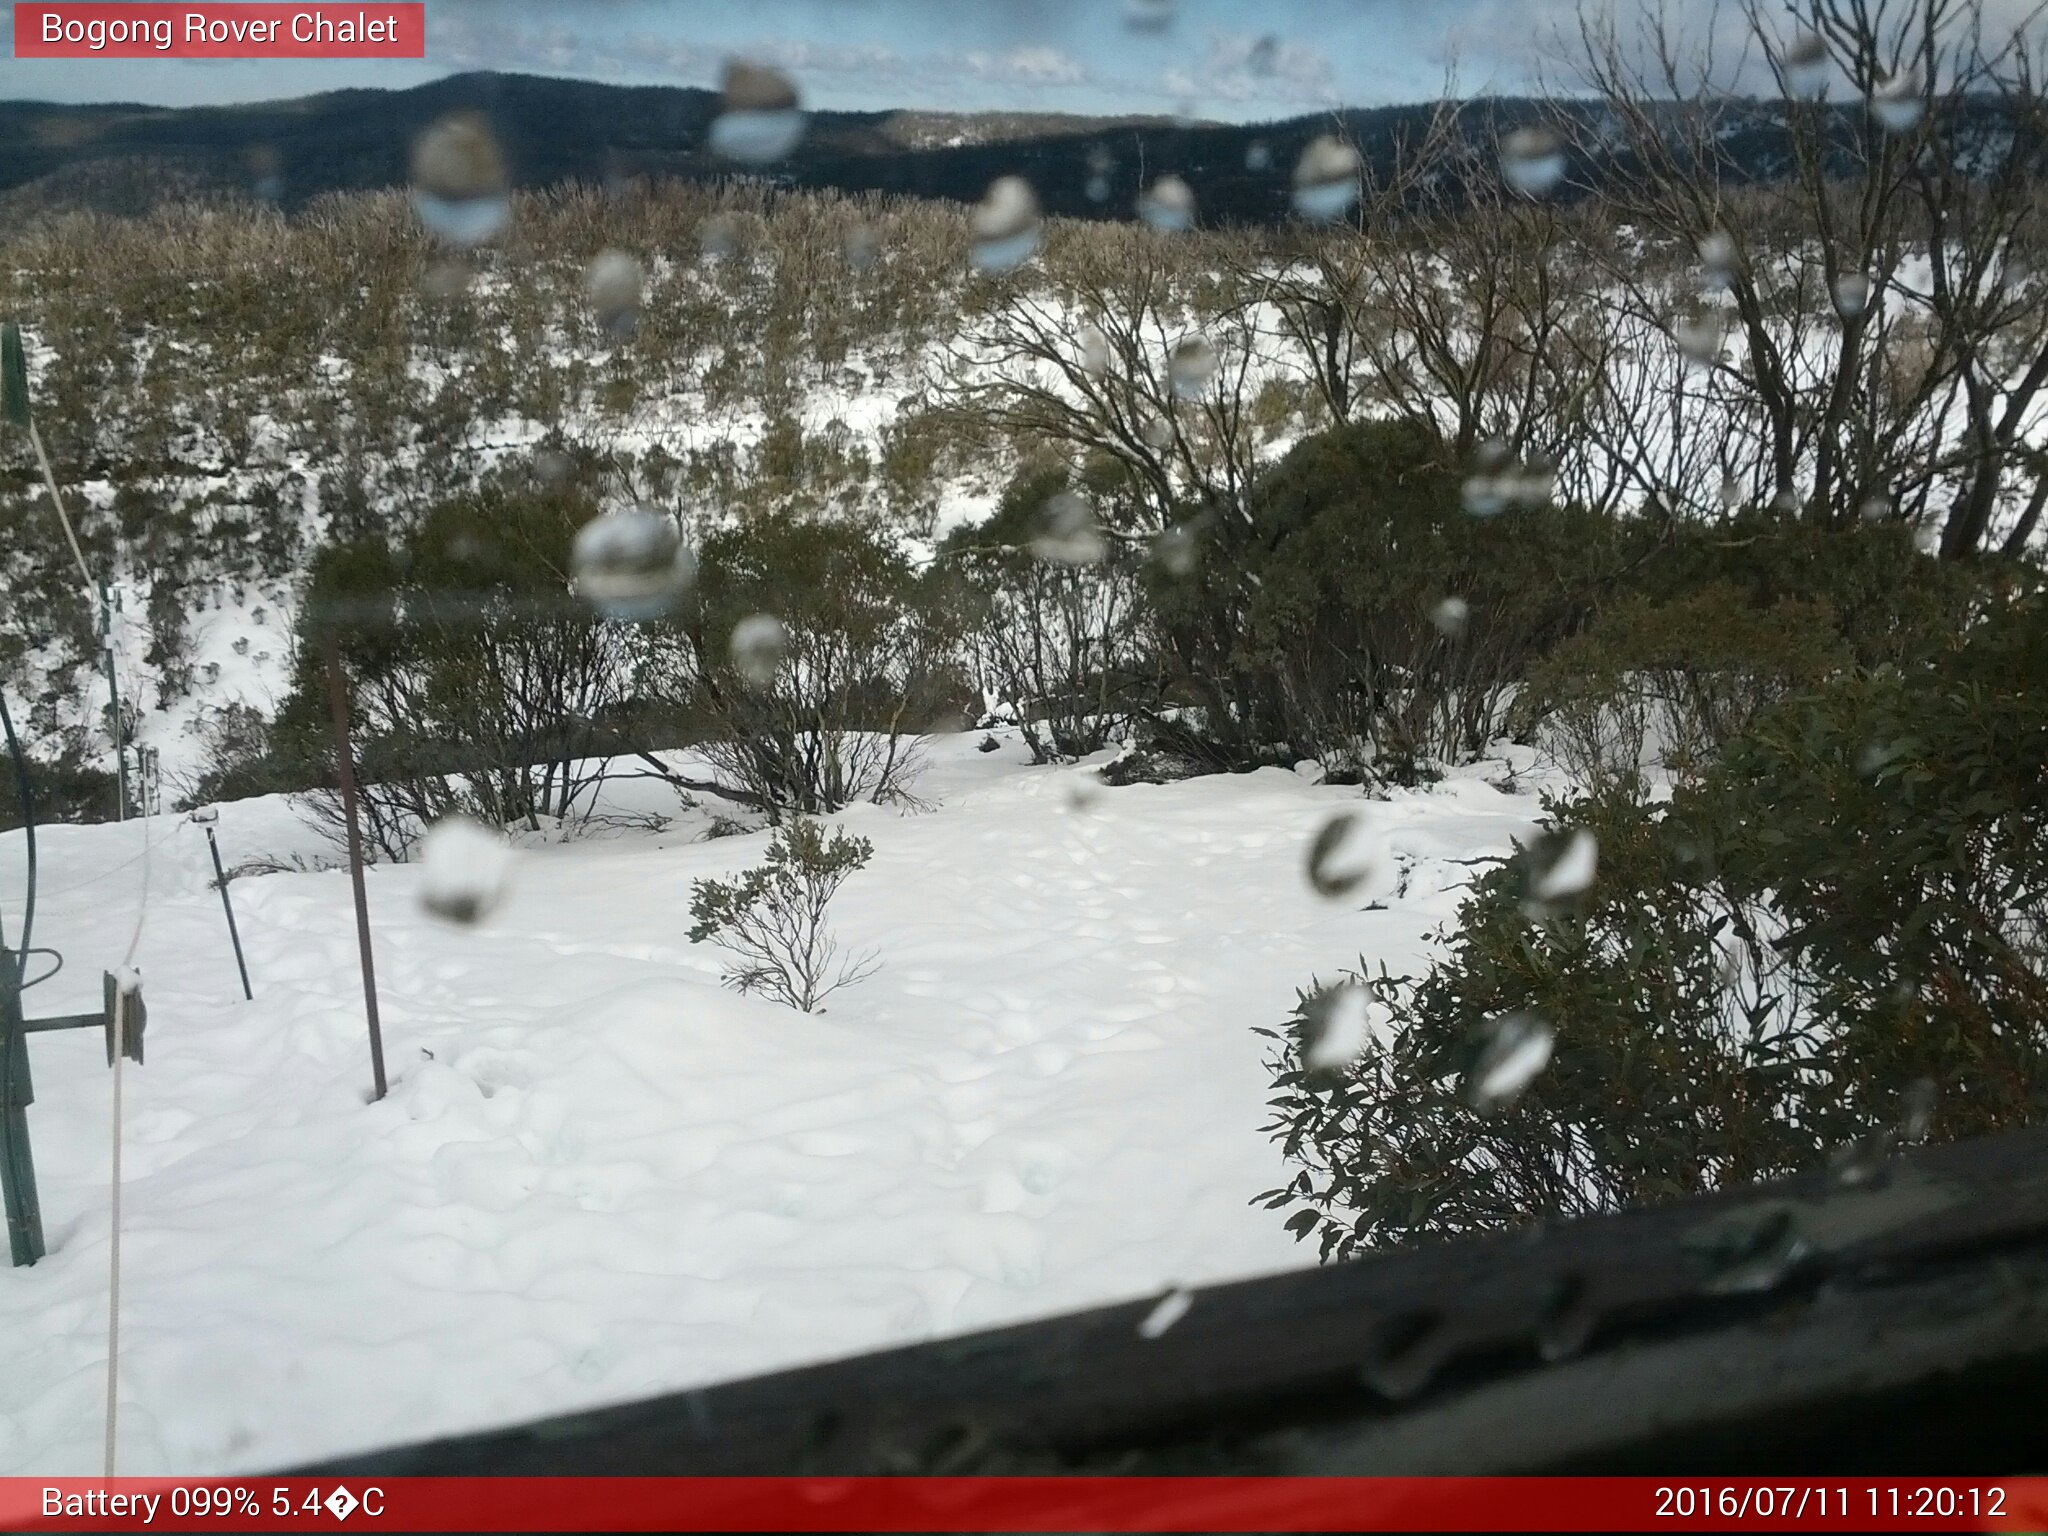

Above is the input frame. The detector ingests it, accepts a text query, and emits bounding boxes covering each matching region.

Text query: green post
[1,944,44,1267]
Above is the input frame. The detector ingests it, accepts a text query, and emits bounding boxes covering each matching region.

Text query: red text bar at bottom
[5,1476,2047,1532]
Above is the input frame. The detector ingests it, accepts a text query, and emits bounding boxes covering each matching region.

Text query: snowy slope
[0,732,1550,1474]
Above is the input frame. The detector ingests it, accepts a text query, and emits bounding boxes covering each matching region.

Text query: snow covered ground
[0,731,1551,1474]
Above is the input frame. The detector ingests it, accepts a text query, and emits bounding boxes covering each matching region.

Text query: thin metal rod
[323,629,388,1103]
[1,691,44,1267]
[204,827,253,1002]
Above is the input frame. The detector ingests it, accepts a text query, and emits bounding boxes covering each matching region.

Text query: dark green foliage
[942,464,1152,763]
[1519,585,1851,791]
[1261,587,2048,1255]
[687,818,877,1012]
[271,471,624,857]
[1156,418,1619,779]
[0,740,117,831]
[672,511,972,816]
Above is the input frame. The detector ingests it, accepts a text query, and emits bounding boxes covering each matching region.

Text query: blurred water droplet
[1139,410,1173,450]
[843,222,880,272]
[1138,1287,1193,1338]
[1360,1311,1449,1400]
[730,613,788,689]
[1086,173,1113,203]
[421,259,471,302]
[418,816,513,927]
[1137,174,1196,232]
[1430,596,1471,636]
[699,214,741,261]
[246,142,284,203]
[1535,1273,1598,1362]
[1499,126,1565,198]
[710,60,806,163]
[1718,472,1743,511]
[1829,1127,1897,1189]
[1832,271,1872,320]
[1869,67,1924,133]
[1124,0,1174,32]
[1464,1012,1554,1112]
[1168,334,1218,398]
[1673,313,1725,368]
[1247,34,1279,75]
[585,249,645,338]
[1694,1204,1808,1294]
[1292,135,1361,221]
[1783,30,1829,97]
[1859,494,1892,524]
[571,504,694,621]
[1152,520,1201,577]
[1244,138,1273,172]
[971,176,1043,272]
[1305,810,1381,899]
[1031,491,1107,565]
[1078,324,1110,377]
[410,113,511,246]
[1304,984,1373,1070]
[1461,439,1515,518]
[1698,229,1736,291]
[1900,1077,1937,1141]
[1529,828,1598,902]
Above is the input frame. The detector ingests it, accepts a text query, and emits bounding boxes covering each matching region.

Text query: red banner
[3,1477,2046,1532]
[14,4,425,58]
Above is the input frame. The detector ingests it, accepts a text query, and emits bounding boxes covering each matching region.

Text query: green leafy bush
[1262,586,2048,1256]
[687,818,877,1012]
[1152,418,1621,780]
[1519,585,1850,792]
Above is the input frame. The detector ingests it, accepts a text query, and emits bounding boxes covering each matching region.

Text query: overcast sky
[1,0,2042,115]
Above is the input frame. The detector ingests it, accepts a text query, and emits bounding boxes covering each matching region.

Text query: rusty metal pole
[323,625,388,1102]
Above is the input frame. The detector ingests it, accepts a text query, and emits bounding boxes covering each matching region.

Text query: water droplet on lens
[1137,174,1196,232]
[1305,810,1381,900]
[1535,1273,1598,1362]
[700,214,741,261]
[843,223,880,272]
[1167,334,1217,398]
[410,113,511,246]
[1124,0,1174,32]
[571,504,694,621]
[1464,1011,1554,1112]
[1832,271,1872,320]
[1698,229,1736,291]
[1360,1310,1448,1400]
[1900,1078,1937,1141]
[1673,313,1724,368]
[1828,1128,1897,1189]
[1869,68,1924,133]
[1138,1287,1193,1338]
[418,815,513,926]
[1244,138,1273,172]
[710,60,806,163]
[1151,520,1200,576]
[585,249,644,337]
[730,613,788,689]
[1247,34,1279,75]
[421,259,470,302]
[1527,827,1598,903]
[1783,30,1829,97]
[1078,324,1110,377]
[1859,494,1891,524]
[1430,596,1470,636]
[1139,410,1173,450]
[1499,125,1565,198]
[1031,491,1106,565]
[1292,135,1361,221]
[1304,984,1374,1070]
[246,143,284,203]
[971,176,1043,272]
[1693,1204,1808,1294]
[1718,472,1743,511]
